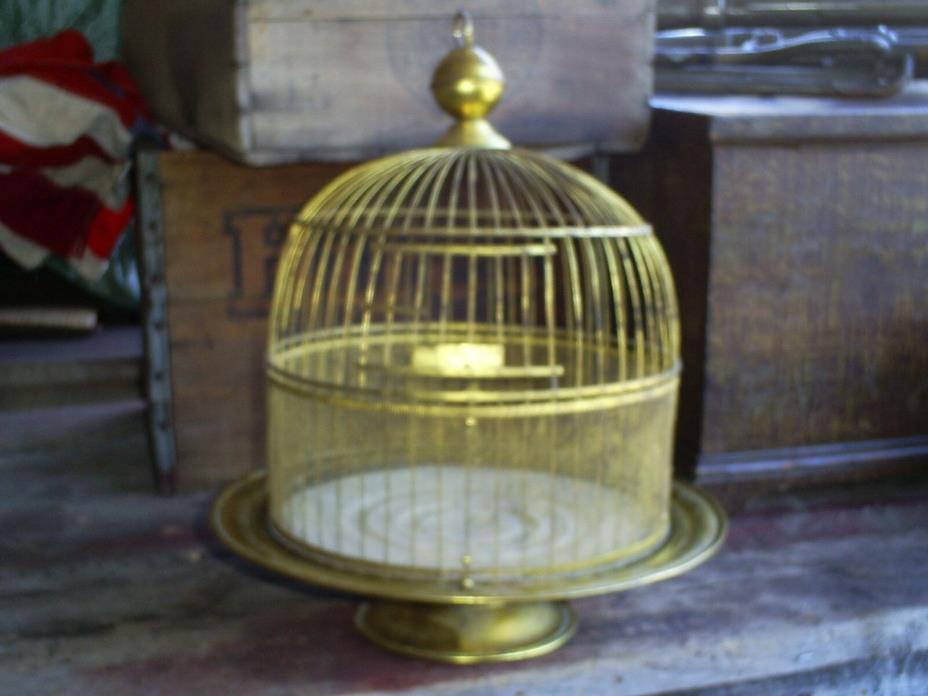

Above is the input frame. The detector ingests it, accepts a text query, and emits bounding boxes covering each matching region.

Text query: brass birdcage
[212,13,726,664]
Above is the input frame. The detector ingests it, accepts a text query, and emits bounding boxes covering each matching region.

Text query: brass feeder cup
[212,12,726,664]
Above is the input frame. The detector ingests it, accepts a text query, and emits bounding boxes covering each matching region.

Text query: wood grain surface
[1,402,927,695]
[0,327,142,412]
[121,0,655,164]
[609,87,928,482]
[154,151,351,488]
[705,142,928,453]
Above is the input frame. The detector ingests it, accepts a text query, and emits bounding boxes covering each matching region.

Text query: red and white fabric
[0,30,158,279]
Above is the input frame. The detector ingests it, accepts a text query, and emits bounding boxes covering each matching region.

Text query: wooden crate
[137,150,351,490]
[121,0,655,164]
[609,86,928,485]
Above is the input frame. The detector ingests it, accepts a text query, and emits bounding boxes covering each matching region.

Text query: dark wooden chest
[609,85,928,484]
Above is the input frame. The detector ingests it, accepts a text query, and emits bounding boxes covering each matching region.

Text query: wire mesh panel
[266,147,681,589]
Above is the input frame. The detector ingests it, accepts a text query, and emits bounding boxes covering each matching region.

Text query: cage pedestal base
[355,600,577,664]
[211,472,727,664]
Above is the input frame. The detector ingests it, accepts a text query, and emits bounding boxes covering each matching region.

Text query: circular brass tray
[211,470,726,604]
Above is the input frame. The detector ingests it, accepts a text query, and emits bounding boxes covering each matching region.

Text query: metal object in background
[656,1,928,92]
[658,1,928,29]
[656,27,914,96]
[211,12,726,664]
[135,150,178,493]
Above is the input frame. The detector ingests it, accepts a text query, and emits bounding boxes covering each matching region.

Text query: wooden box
[121,0,655,164]
[137,150,351,490]
[609,86,928,485]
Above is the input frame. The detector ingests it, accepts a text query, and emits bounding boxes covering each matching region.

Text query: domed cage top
[270,149,679,397]
[264,15,682,592]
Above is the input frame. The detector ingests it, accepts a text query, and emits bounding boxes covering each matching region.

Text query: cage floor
[276,465,663,573]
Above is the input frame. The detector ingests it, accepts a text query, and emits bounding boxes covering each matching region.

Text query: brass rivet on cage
[212,11,727,665]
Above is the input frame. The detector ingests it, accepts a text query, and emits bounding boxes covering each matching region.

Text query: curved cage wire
[266,147,681,589]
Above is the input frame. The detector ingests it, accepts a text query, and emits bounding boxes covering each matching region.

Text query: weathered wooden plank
[704,140,928,453]
[159,152,349,302]
[150,151,350,489]
[655,84,928,144]
[1,402,927,694]
[250,0,653,21]
[121,0,655,164]
[0,359,140,411]
[609,87,928,484]
[0,307,97,335]
[0,325,140,363]
[0,327,143,411]
[244,13,652,154]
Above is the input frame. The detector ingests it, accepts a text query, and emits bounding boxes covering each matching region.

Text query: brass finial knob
[431,11,511,149]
